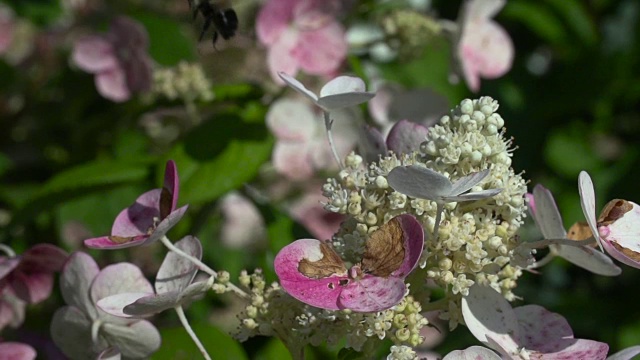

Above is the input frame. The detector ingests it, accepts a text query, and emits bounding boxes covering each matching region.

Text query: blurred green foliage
[2,0,640,358]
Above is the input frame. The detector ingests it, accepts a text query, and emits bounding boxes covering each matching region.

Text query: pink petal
[274,239,346,310]
[386,120,429,156]
[459,21,514,92]
[608,346,640,360]
[111,189,162,238]
[338,275,406,312]
[71,36,118,74]
[0,287,26,331]
[266,99,318,142]
[95,67,131,102]
[531,339,608,360]
[462,0,506,22]
[108,16,149,49]
[514,305,573,347]
[269,31,303,84]
[83,235,149,250]
[20,244,69,272]
[12,271,53,304]
[0,8,15,55]
[256,0,297,45]
[295,22,347,76]
[293,0,341,30]
[359,125,388,163]
[272,141,315,180]
[289,192,344,241]
[155,236,202,294]
[145,205,188,244]
[121,53,153,93]
[0,342,37,360]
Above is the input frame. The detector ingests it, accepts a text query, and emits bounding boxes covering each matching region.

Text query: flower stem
[160,236,249,299]
[323,111,343,170]
[175,305,211,360]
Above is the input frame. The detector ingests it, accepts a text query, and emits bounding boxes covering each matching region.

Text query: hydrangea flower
[453,0,514,92]
[579,171,640,269]
[0,342,36,360]
[51,252,160,359]
[256,0,348,82]
[526,184,621,276]
[96,236,209,317]
[0,244,68,304]
[462,284,609,359]
[266,97,360,180]
[322,97,528,327]
[274,214,423,312]
[84,160,188,249]
[71,16,153,102]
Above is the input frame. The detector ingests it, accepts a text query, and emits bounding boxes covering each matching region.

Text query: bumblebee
[188,0,238,47]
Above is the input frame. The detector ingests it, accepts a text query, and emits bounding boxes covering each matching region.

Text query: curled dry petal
[275,214,423,312]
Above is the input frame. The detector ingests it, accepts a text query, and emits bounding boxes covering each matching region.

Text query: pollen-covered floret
[151,61,214,102]
[323,97,529,329]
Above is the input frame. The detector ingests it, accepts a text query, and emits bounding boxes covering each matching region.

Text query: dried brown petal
[108,235,135,244]
[298,242,347,279]
[598,199,633,226]
[362,218,405,277]
[609,241,640,262]
[567,221,593,242]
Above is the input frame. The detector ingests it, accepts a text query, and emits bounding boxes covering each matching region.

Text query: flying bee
[187,0,238,48]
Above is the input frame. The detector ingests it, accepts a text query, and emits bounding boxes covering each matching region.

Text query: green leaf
[502,1,568,45]
[132,12,196,66]
[152,323,247,360]
[545,0,598,47]
[0,153,11,178]
[13,160,152,222]
[337,348,367,360]
[171,114,273,205]
[544,123,601,178]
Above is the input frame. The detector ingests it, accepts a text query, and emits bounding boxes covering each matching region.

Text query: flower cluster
[151,61,214,103]
[323,97,528,328]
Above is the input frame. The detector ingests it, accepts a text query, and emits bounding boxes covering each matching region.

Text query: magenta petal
[155,236,201,294]
[274,239,345,310]
[84,235,149,250]
[112,189,161,238]
[0,342,37,360]
[338,275,406,312]
[392,214,425,278]
[163,160,179,212]
[95,67,131,102]
[20,244,69,272]
[386,120,429,156]
[72,36,118,73]
[12,271,53,304]
[0,257,20,280]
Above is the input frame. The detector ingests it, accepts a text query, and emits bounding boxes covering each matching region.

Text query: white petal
[60,252,100,320]
[278,72,319,103]
[102,320,161,359]
[461,284,520,355]
[449,169,490,196]
[387,165,452,201]
[532,184,567,240]
[316,92,376,110]
[155,236,202,294]
[442,346,501,360]
[442,188,502,202]
[553,245,621,276]
[578,171,604,251]
[96,293,151,318]
[607,345,640,360]
[320,76,367,96]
